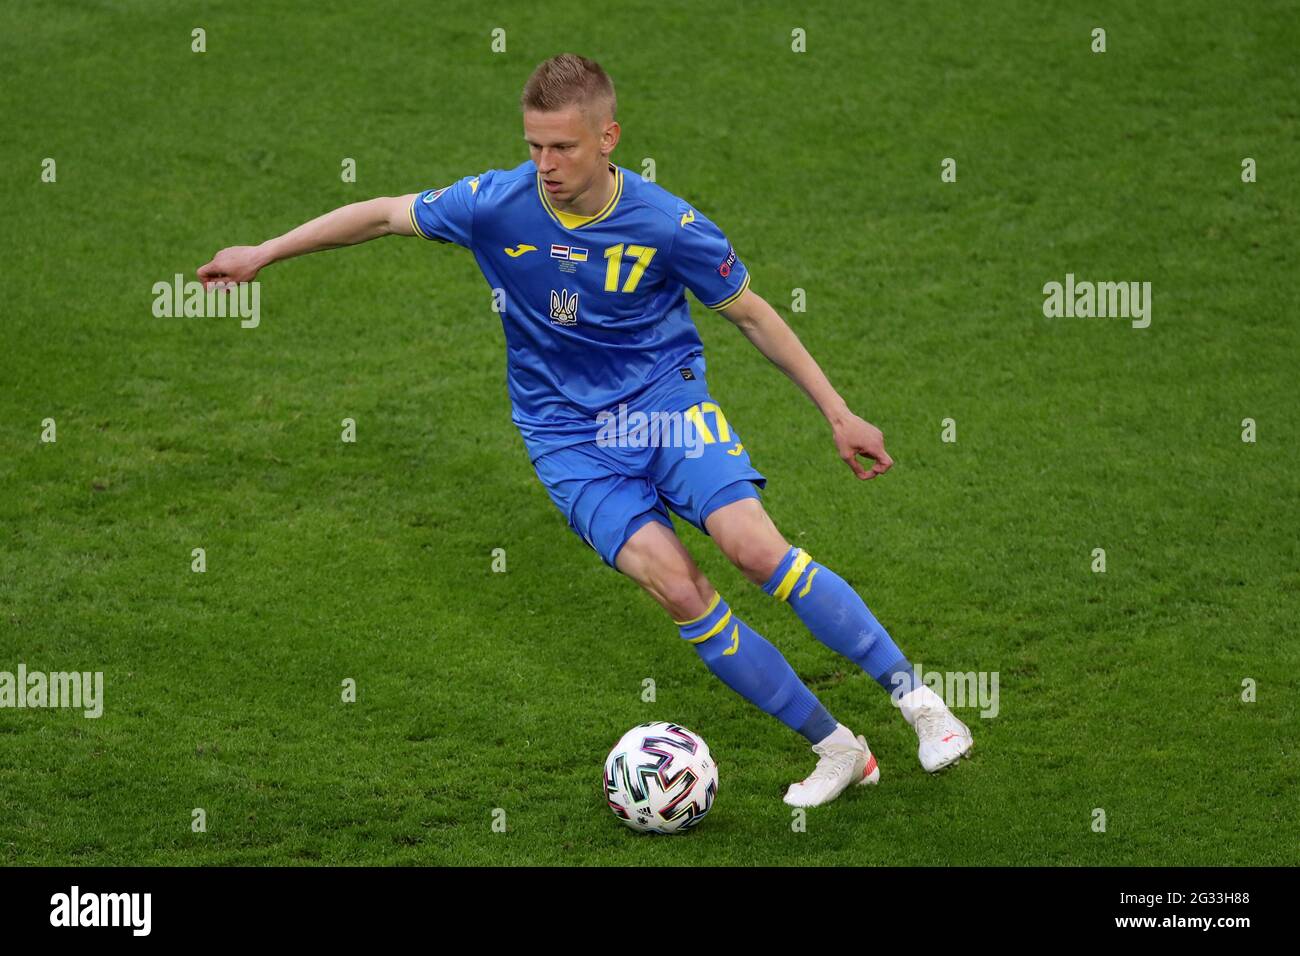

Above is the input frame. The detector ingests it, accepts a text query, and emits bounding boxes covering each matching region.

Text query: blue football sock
[762,547,917,696]
[676,593,838,744]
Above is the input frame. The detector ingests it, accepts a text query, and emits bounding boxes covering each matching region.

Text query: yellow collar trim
[538,164,623,230]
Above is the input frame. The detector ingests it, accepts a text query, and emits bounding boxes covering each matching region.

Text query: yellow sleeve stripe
[673,591,721,626]
[706,271,751,311]
[408,200,434,240]
[773,549,813,601]
[686,609,733,645]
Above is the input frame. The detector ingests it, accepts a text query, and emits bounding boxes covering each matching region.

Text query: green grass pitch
[2,0,1297,866]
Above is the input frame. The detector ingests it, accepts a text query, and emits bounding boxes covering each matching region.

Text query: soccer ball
[603,721,718,834]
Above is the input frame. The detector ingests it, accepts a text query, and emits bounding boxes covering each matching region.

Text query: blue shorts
[532,397,767,569]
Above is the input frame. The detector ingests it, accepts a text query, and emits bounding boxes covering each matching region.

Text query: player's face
[524,106,616,206]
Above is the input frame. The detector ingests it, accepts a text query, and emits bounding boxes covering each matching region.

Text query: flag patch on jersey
[550,244,588,262]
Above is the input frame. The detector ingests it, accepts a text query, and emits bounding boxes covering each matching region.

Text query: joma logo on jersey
[549,289,579,326]
[550,244,588,262]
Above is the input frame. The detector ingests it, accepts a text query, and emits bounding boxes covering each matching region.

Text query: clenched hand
[833,413,894,480]
[197,245,265,290]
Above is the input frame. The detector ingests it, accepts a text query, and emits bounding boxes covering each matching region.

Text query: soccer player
[198,53,973,807]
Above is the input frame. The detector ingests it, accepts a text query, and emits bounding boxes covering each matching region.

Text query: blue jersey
[409,160,751,461]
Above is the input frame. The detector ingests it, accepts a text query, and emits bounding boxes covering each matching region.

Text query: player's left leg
[534,439,876,804]
[705,497,974,774]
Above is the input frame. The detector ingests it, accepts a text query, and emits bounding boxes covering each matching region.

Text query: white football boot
[783,724,880,807]
[897,685,974,772]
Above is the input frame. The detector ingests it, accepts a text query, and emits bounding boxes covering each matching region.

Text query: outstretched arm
[197,194,420,288]
[719,287,894,481]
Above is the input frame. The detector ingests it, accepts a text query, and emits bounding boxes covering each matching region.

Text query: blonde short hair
[521,53,617,129]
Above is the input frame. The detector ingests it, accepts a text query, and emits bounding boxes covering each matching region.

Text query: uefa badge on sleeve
[718,246,736,277]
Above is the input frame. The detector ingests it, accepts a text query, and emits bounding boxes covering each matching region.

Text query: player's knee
[690,565,713,603]
[726,538,788,586]
[618,517,715,620]
[656,572,712,623]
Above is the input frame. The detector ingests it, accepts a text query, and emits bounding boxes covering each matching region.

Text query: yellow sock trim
[773,550,813,601]
[686,609,733,644]
[673,591,720,627]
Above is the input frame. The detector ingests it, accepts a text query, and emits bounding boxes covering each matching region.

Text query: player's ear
[602,120,621,153]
